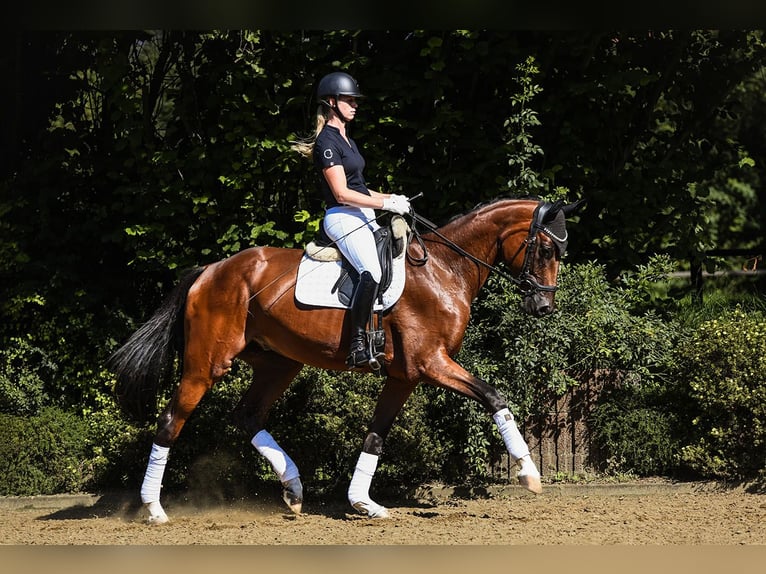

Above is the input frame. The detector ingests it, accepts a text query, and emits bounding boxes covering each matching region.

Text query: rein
[248,198,559,305]
[406,202,558,296]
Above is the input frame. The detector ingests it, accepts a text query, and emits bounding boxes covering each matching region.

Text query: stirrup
[346,347,372,369]
[367,353,382,371]
[367,329,385,371]
[345,347,384,370]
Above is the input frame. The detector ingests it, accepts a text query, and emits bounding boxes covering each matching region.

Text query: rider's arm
[322,165,390,209]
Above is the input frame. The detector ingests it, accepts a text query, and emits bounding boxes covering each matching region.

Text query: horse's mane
[440,194,541,227]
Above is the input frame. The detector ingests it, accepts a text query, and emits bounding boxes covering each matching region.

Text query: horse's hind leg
[231,348,304,513]
[141,370,221,524]
[142,316,247,524]
[142,369,237,523]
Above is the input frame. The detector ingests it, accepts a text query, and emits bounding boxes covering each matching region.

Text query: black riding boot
[346,271,380,369]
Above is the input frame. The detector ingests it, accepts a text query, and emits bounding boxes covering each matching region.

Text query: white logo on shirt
[324,149,333,159]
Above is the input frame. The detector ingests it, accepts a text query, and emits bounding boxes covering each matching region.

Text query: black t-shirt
[313,124,369,208]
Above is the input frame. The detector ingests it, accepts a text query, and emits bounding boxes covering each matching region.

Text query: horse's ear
[562,198,587,217]
[541,199,565,223]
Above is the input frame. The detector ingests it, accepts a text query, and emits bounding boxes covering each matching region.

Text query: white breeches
[324,206,382,283]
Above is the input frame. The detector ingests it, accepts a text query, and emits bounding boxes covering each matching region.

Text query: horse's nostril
[521,298,552,316]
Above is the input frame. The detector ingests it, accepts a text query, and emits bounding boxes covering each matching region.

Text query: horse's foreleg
[348,377,417,519]
[231,350,304,513]
[492,408,542,493]
[348,438,389,518]
[422,350,542,494]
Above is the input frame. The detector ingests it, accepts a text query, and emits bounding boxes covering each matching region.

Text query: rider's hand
[382,195,411,215]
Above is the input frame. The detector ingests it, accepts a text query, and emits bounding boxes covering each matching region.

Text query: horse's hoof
[144,501,169,525]
[516,455,542,494]
[518,474,543,494]
[352,500,390,519]
[282,477,303,515]
[282,493,302,515]
[146,514,170,525]
[284,498,302,514]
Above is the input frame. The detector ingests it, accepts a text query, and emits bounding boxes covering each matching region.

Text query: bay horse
[108,197,584,523]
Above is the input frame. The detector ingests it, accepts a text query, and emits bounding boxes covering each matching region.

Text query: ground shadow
[38,491,142,521]
[35,482,457,523]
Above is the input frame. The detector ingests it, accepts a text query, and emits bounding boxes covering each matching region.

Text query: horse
[107,197,585,523]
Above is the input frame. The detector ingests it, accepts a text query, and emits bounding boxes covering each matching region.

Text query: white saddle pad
[294,250,407,310]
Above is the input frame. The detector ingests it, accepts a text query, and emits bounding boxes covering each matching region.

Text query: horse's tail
[107,266,206,422]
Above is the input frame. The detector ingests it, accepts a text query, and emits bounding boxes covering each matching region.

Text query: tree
[532,30,766,276]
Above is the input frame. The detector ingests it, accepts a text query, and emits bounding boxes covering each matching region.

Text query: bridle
[499,201,568,295]
[407,201,566,297]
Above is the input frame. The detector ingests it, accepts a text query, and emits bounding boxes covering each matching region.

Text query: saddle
[304,214,409,306]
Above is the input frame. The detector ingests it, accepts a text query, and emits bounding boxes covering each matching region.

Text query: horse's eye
[539,244,554,259]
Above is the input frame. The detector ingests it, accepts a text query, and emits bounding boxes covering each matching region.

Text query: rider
[293,71,411,368]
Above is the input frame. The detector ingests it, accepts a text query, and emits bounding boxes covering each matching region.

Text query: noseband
[408,201,567,297]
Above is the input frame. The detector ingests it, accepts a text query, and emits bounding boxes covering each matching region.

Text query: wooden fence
[490,371,623,479]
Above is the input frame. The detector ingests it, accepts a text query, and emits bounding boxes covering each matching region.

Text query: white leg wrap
[518,454,540,477]
[251,430,300,482]
[493,408,542,493]
[493,407,531,461]
[140,443,169,503]
[347,452,389,518]
[140,443,170,524]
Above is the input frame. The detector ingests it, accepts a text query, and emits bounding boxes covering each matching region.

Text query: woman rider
[293,71,411,369]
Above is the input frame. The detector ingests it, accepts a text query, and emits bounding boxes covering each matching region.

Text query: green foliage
[588,384,681,476]
[28,306,133,416]
[505,55,545,192]
[544,30,766,275]
[79,402,153,492]
[616,254,678,314]
[418,386,493,483]
[673,306,766,480]
[0,338,56,416]
[4,29,765,374]
[670,288,766,333]
[463,260,676,411]
[452,259,677,478]
[0,407,104,495]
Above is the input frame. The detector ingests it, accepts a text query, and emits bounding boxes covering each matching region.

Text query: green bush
[148,364,446,498]
[79,405,154,492]
[268,367,445,492]
[454,259,677,479]
[0,338,56,416]
[673,306,766,481]
[0,407,102,495]
[588,384,681,476]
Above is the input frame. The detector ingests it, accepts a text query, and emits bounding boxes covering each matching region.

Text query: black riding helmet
[317,71,363,122]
